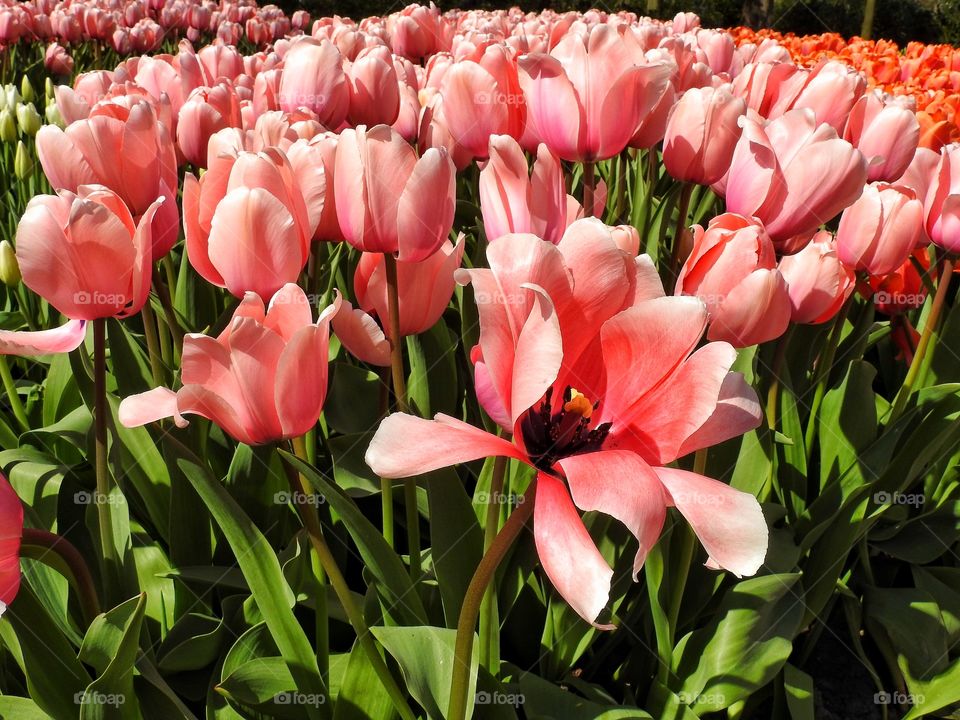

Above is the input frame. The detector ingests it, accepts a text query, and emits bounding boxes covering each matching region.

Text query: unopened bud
[0,110,15,143]
[20,76,34,104]
[0,241,21,287]
[14,141,32,179]
[16,103,41,136]
[44,77,54,104]
[44,102,64,128]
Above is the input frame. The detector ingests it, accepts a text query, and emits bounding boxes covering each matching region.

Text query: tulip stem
[92,318,118,598]
[448,480,536,720]
[141,304,165,386]
[20,527,101,624]
[888,256,955,424]
[765,326,794,430]
[582,161,596,217]
[669,182,694,292]
[383,252,421,579]
[153,266,183,359]
[804,297,853,461]
[0,355,29,433]
[645,540,672,685]
[280,452,415,720]
[665,449,706,645]
[478,454,509,671]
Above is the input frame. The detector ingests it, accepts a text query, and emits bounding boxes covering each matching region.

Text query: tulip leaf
[518,670,653,719]
[783,663,814,720]
[818,360,878,497]
[333,639,398,720]
[0,696,50,719]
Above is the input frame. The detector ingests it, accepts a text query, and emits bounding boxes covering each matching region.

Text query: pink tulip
[177,81,244,167]
[518,24,672,161]
[346,46,400,127]
[55,71,114,124]
[437,44,526,160]
[479,135,574,245]
[278,38,349,129]
[366,218,766,626]
[924,143,960,253]
[44,42,74,77]
[843,92,919,183]
[731,62,808,120]
[387,4,442,61]
[0,476,22,615]
[37,100,179,260]
[119,285,339,446]
[787,60,866,132]
[836,183,924,276]
[724,109,868,253]
[663,84,746,185]
[335,125,456,262]
[16,186,161,321]
[778,231,854,324]
[676,213,792,347]
[183,143,325,299]
[198,42,245,84]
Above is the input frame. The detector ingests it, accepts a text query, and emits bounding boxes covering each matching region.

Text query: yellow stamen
[564,389,593,419]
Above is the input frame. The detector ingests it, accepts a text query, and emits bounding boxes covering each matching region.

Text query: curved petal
[397,147,456,262]
[677,372,763,457]
[118,386,188,428]
[331,299,391,367]
[0,319,87,356]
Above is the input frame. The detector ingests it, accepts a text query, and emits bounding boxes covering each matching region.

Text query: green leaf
[518,670,653,719]
[332,638,398,720]
[901,655,960,720]
[371,625,478,720]
[783,664,814,720]
[819,360,878,496]
[0,696,51,719]
[324,363,384,435]
[165,438,329,720]
[327,432,382,496]
[157,612,225,673]
[864,587,949,678]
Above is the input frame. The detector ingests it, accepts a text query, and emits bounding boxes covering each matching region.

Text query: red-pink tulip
[278,38,349,129]
[0,476,22,616]
[843,92,919,183]
[725,109,868,253]
[177,81,243,167]
[366,218,766,626]
[44,42,74,77]
[120,285,340,446]
[676,213,792,347]
[479,135,573,245]
[836,183,924,276]
[778,231,854,324]
[518,24,672,161]
[183,143,325,299]
[16,186,161,321]
[663,84,746,185]
[37,100,179,259]
[335,124,456,262]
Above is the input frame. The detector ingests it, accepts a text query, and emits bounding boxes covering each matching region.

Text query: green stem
[665,449,706,644]
[0,355,29,433]
[153,265,183,359]
[93,318,118,597]
[583,161,596,217]
[448,479,536,720]
[669,182,694,292]
[478,454,509,671]
[280,454,415,720]
[141,304,164,387]
[887,256,955,424]
[765,327,794,430]
[804,297,853,460]
[377,368,395,550]
[383,253,420,578]
[20,527,100,623]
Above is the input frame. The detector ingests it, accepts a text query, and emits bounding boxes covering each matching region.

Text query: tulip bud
[45,77,54,104]
[44,102,64,128]
[14,141,31,179]
[16,103,41,136]
[0,241,21,287]
[19,77,34,104]
[0,110,16,143]
[4,85,19,113]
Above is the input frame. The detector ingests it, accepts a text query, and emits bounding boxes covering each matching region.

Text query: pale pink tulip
[836,183,924,276]
[346,45,400,127]
[843,92,919,183]
[663,84,746,185]
[278,38,349,128]
[44,42,73,76]
[923,143,960,253]
[778,231,854,324]
[787,60,866,132]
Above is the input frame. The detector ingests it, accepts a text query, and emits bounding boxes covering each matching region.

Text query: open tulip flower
[366,219,767,626]
[119,284,340,445]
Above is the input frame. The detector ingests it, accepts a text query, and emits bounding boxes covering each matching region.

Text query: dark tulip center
[520,386,611,471]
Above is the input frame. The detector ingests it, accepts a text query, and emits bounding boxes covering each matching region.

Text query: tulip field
[2,1,960,718]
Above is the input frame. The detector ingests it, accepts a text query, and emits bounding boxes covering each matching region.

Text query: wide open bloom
[119,284,339,446]
[0,475,22,616]
[183,142,325,299]
[36,100,180,259]
[366,219,767,626]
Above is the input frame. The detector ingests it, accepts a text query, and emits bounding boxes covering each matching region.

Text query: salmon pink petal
[183,173,225,287]
[518,53,583,162]
[365,412,525,478]
[678,372,763,457]
[397,147,456,262]
[119,387,188,428]
[655,467,768,577]
[36,125,96,193]
[264,283,313,341]
[534,472,615,629]
[275,323,331,437]
[510,284,563,427]
[177,384,259,446]
[558,450,666,578]
[226,317,285,441]
[0,320,87,356]
[0,477,22,610]
[710,269,792,347]
[331,299,391,367]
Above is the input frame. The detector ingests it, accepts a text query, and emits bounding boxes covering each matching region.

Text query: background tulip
[843,92,919,183]
[663,84,745,185]
[923,143,960,253]
[836,183,924,276]
[778,230,854,324]
[278,38,349,128]
[346,46,401,127]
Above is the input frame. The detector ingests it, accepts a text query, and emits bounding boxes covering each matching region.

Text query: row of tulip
[0,5,957,720]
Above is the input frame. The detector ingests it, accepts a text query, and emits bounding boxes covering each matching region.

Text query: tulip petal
[331,299,391,367]
[678,372,763,457]
[0,319,87,356]
[119,386,188,428]
[397,147,456,262]
[0,478,22,608]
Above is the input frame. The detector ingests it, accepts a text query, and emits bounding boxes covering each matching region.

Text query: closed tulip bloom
[335,124,456,262]
[924,143,960,253]
[0,476,22,616]
[278,38,349,129]
[676,213,792,347]
[663,84,746,185]
[725,109,868,253]
[16,186,161,321]
[367,219,766,627]
[479,135,573,245]
[518,24,672,162]
[119,285,340,446]
[843,92,919,183]
[438,44,526,161]
[836,183,924,276]
[37,100,180,259]
[778,231,854,324]
[788,59,866,132]
[177,81,243,167]
[44,42,73,77]
[183,143,325,299]
[346,46,400,127]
